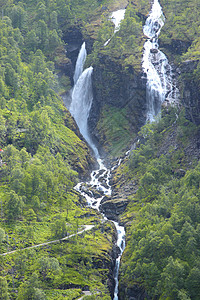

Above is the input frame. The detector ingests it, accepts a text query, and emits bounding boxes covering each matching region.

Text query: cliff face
[89,54,146,157]
[180,60,200,126]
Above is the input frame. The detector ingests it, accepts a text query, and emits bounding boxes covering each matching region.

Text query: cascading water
[69,66,99,158]
[62,42,87,110]
[113,222,125,300]
[142,0,179,122]
[111,9,126,33]
[68,39,126,299]
[104,9,126,46]
[73,42,87,84]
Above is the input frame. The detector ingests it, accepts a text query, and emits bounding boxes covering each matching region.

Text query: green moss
[97,105,136,157]
[45,289,82,300]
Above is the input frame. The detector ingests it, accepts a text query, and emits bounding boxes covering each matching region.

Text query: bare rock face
[100,197,129,222]
[88,54,147,153]
[180,59,200,126]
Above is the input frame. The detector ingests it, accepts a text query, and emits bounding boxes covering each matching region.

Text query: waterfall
[62,43,87,110]
[113,222,125,300]
[69,66,99,158]
[73,42,87,84]
[142,0,179,122]
[104,9,126,46]
[111,9,126,33]
[69,40,126,300]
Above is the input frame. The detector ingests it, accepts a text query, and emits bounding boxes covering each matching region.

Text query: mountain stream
[68,39,125,299]
[66,1,177,298]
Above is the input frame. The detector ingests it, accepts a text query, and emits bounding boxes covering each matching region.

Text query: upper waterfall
[73,42,87,84]
[142,0,179,122]
[111,9,126,33]
[104,8,126,46]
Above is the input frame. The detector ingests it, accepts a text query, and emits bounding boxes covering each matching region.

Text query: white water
[104,9,126,46]
[113,222,125,300]
[62,43,87,110]
[70,66,99,158]
[111,9,126,33]
[69,41,125,300]
[73,42,87,84]
[142,0,179,122]
[75,160,125,300]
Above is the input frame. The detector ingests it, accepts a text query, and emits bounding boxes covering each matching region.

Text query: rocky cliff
[180,60,200,126]
[89,54,146,157]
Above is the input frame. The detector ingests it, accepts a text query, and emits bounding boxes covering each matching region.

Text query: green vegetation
[1,0,200,299]
[159,0,200,80]
[117,107,200,299]
[0,0,122,299]
[86,2,144,70]
[97,105,136,157]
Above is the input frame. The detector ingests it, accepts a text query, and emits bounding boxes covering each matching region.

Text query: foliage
[96,105,136,156]
[86,2,144,70]
[0,0,114,298]
[118,107,200,299]
[0,277,9,300]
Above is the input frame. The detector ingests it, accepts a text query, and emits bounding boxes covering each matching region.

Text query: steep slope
[1,0,200,299]
[0,1,121,299]
[104,0,200,299]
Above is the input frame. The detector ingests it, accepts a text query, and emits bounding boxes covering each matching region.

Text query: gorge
[0,0,200,299]
[67,1,180,299]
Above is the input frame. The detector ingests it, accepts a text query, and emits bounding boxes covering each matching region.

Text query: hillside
[0,0,200,300]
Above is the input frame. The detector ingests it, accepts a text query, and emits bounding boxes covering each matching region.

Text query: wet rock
[100,198,129,222]
[150,48,158,53]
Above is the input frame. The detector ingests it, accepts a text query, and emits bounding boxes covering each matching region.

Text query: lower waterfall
[68,47,125,299]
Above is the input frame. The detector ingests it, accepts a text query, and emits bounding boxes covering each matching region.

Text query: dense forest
[0,0,200,299]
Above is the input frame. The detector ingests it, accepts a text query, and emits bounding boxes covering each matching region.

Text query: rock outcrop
[180,60,200,126]
[100,197,129,222]
[89,54,147,155]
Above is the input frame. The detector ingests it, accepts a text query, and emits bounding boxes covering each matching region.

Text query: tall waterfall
[70,66,99,158]
[142,0,179,122]
[69,40,126,300]
[73,42,87,84]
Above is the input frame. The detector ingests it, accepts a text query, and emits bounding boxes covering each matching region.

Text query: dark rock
[88,54,146,154]
[100,198,129,222]
[180,59,200,125]
[119,283,151,300]
[62,26,84,79]
[160,39,191,56]
[150,48,158,53]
